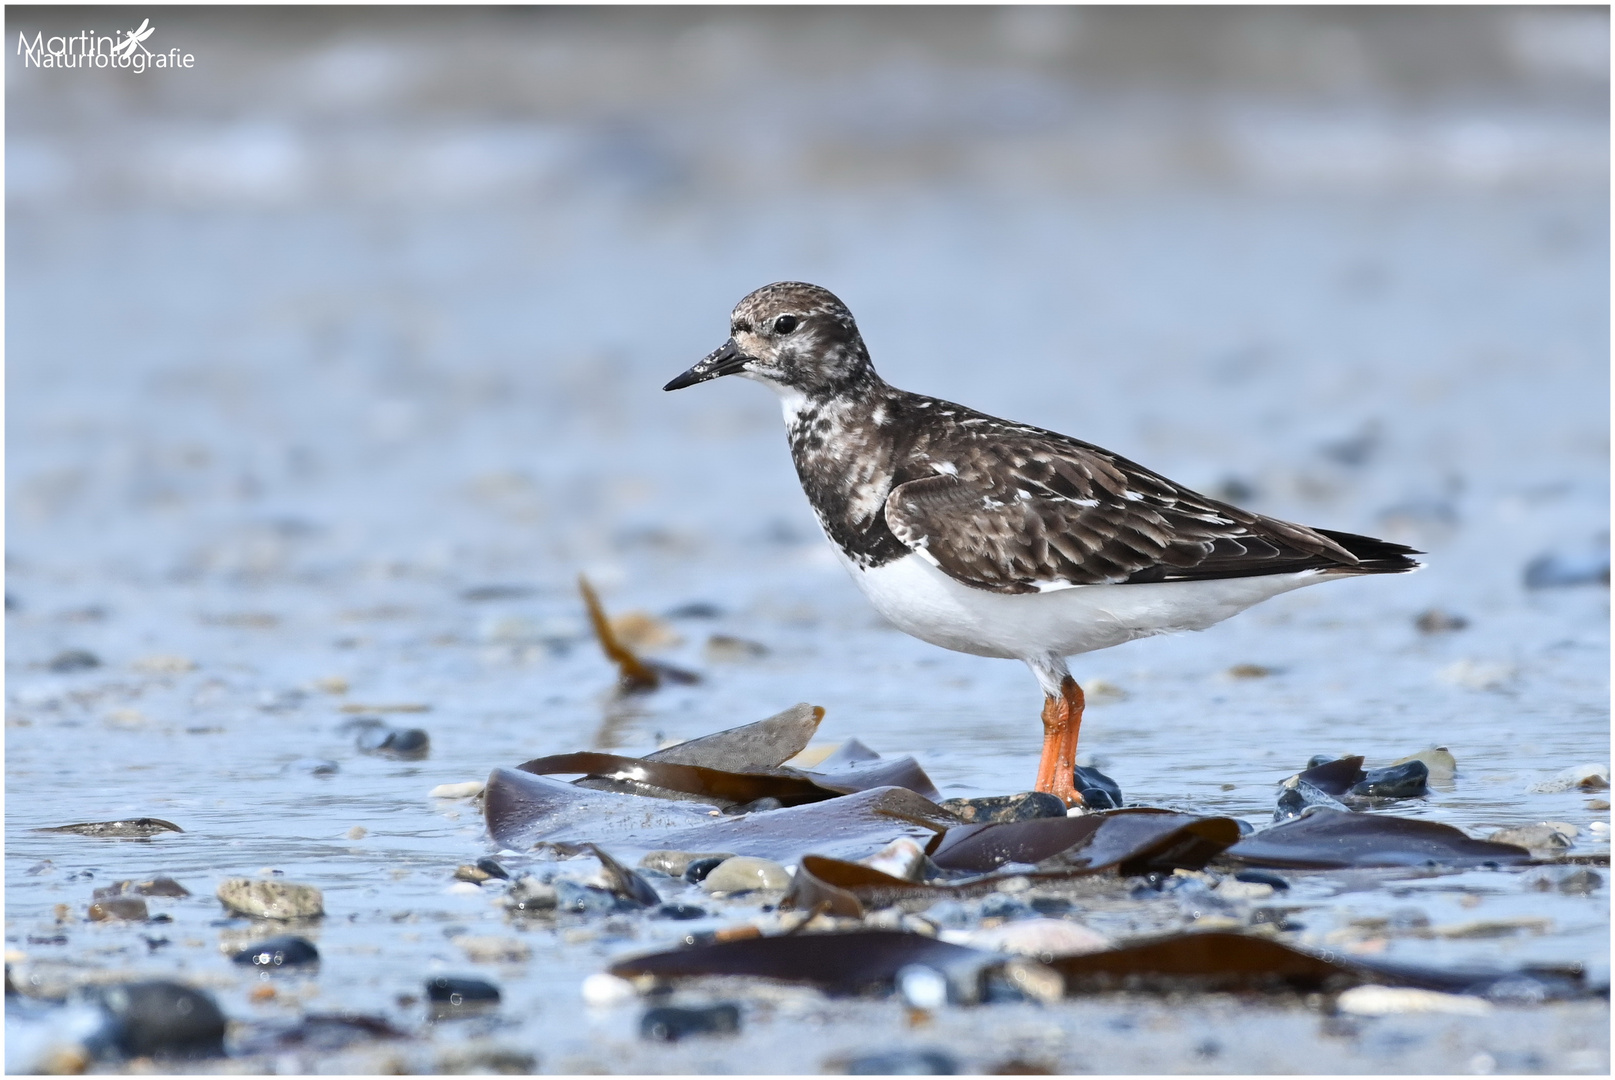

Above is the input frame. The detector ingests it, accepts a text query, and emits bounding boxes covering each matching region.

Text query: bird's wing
[884,433,1364,595]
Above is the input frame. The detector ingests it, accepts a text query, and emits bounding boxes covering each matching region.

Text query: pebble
[703,634,770,661]
[1275,778,1351,821]
[1527,763,1610,793]
[957,918,1108,958]
[860,837,927,881]
[1587,799,1610,811]
[1438,659,1516,691]
[232,935,320,969]
[87,897,149,922]
[555,880,632,915]
[896,964,949,1009]
[1072,765,1124,809]
[1522,550,1609,589]
[1557,868,1602,894]
[216,878,324,920]
[454,864,494,884]
[426,976,500,1016]
[287,758,340,776]
[1388,747,1457,783]
[476,857,511,880]
[94,877,190,899]
[838,1048,959,1074]
[429,781,484,800]
[1414,608,1469,633]
[700,856,792,894]
[454,936,530,964]
[652,903,707,920]
[1234,870,1290,891]
[1489,824,1575,854]
[504,876,557,914]
[90,980,227,1058]
[1214,879,1274,901]
[434,1044,537,1075]
[1337,985,1492,1016]
[996,958,1066,1004]
[640,1003,741,1041]
[47,649,101,673]
[580,972,637,1006]
[1350,760,1429,798]
[130,654,196,674]
[346,826,367,840]
[721,796,785,815]
[355,725,431,760]
[640,850,736,878]
[939,792,1065,824]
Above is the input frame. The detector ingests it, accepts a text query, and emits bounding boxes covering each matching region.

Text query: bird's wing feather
[884,433,1360,594]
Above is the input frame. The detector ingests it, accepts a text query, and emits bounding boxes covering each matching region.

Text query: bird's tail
[1315,528,1423,573]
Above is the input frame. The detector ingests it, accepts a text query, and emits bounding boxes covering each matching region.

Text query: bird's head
[664,282,875,399]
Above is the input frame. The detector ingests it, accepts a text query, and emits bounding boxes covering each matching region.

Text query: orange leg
[1034,677,1086,807]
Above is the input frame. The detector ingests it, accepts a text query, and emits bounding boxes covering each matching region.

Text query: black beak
[664,339,749,391]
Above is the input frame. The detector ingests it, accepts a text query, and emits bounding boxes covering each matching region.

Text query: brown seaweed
[486,768,956,863]
[36,818,184,838]
[1050,931,1370,994]
[1223,807,1533,869]
[609,929,992,996]
[929,809,1241,875]
[579,574,699,693]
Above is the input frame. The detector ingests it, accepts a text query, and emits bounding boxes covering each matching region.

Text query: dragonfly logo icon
[16,19,195,72]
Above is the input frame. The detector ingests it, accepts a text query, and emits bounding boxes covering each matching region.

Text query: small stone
[999,958,1066,1004]
[721,796,785,815]
[88,897,149,922]
[962,918,1108,958]
[683,857,729,884]
[433,1044,537,1075]
[837,1048,958,1075]
[1438,660,1516,692]
[651,902,707,920]
[581,972,637,1006]
[90,981,227,1058]
[475,858,510,880]
[232,935,320,969]
[356,726,430,760]
[429,781,484,800]
[1526,763,1610,793]
[1558,869,1602,894]
[216,878,324,920]
[311,675,349,694]
[640,850,736,878]
[504,876,557,914]
[249,984,276,1002]
[1234,870,1290,891]
[861,837,927,882]
[1338,985,1492,1016]
[454,864,492,884]
[131,654,196,675]
[555,880,629,915]
[640,1003,740,1041]
[1433,916,1553,939]
[940,792,1065,824]
[1226,663,1272,679]
[1587,799,1610,811]
[1488,824,1574,854]
[96,877,190,899]
[703,634,769,662]
[1388,747,1457,783]
[346,826,367,840]
[454,936,530,964]
[1072,766,1124,809]
[287,758,340,776]
[1414,609,1469,633]
[897,964,949,1009]
[48,649,101,673]
[1214,879,1274,901]
[1350,760,1429,798]
[700,857,792,894]
[426,976,500,1016]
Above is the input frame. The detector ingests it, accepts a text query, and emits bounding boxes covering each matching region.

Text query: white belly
[838,549,1328,662]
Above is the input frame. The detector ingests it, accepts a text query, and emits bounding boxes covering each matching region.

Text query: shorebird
[664,282,1420,806]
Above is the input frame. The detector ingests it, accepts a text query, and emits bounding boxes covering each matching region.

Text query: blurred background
[5,7,1609,1068]
[5,3,1608,774]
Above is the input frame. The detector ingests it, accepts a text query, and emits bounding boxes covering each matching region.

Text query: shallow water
[6,9,1609,1073]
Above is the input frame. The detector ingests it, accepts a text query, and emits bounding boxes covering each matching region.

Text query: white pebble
[429,781,485,800]
[1589,821,1610,835]
[446,881,484,895]
[580,973,637,1006]
[1337,985,1492,1016]
[701,856,792,894]
[896,964,949,1009]
[860,837,926,881]
[1526,763,1610,794]
[965,918,1109,958]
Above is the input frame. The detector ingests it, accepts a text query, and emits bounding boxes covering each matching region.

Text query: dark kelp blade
[488,772,956,864]
[781,855,1009,919]
[1049,931,1366,994]
[609,929,991,996]
[485,768,714,851]
[929,809,1241,875]
[1290,756,1367,796]
[1224,807,1533,869]
[517,751,844,808]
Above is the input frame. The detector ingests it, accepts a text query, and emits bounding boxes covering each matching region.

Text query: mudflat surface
[5,8,1609,1074]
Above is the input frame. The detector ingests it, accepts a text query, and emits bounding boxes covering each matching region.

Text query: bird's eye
[773,315,799,335]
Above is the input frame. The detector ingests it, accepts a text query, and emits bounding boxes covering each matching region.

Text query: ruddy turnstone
[665,282,1421,806]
